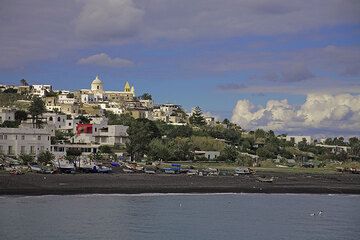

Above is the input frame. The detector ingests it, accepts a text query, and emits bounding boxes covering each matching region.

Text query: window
[0,135,3,140]
[0,145,3,153]
[38,135,41,140]
[57,117,61,122]
[4,135,7,140]
[49,116,53,121]
[40,146,45,152]
[21,146,26,154]
[30,146,35,154]
[21,135,25,140]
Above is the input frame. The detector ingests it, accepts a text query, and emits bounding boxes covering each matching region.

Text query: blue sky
[1,0,359,136]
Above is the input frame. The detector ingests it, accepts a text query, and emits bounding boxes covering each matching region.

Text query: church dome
[92,75,102,84]
[91,75,104,92]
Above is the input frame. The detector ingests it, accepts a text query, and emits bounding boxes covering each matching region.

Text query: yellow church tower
[124,81,131,92]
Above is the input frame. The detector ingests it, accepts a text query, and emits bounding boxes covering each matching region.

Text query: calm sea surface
[0,193,359,240]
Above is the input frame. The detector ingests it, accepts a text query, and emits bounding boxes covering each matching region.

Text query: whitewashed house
[32,84,52,97]
[0,108,16,123]
[0,127,51,156]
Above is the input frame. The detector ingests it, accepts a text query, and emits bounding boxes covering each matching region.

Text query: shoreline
[1,172,360,196]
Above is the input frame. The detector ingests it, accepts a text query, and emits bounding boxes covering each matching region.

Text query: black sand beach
[1,171,360,195]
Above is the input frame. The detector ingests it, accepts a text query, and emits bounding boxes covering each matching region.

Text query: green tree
[324,138,333,145]
[3,88,17,94]
[167,125,193,138]
[256,143,278,159]
[20,79,29,86]
[44,90,57,97]
[126,119,161,161]
[191,136,225,151]
[219,145,238,162]
[37,151,54,165]
[189,106,206,126]
[19,154,35,165]
[139,93,152,100]
[148,139,171,161]
[349,137,359,147]
[254,129,266,139]
[0,120,20,128]
[223,128,241,145]
[240,139,252,151]
[66,148,82,162]
[169,138,194,161]
[28,97,46,128]
[222,118,230,125]
[75,115,91,124]
[15,110,28,122]
[351,143,360,157]
[297,139,308,151]
[98,145,113,154]
[66,93,75,98]
[105,111,135,126]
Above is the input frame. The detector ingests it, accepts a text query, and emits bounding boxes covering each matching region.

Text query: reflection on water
[0,193,359,240]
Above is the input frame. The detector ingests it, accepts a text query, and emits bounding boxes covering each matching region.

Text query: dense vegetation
[107,110,360,164]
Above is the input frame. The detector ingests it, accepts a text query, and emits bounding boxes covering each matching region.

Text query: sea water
[0,193,359,240]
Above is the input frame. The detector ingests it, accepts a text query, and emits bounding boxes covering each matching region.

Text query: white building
[315,144,351,153]
[74,124,128,146]
[32,84,52,97]
[44,112,80,132]
[0,108,16,123]
[45,105,62,112]
[99,103,124,115]
[194,150,220,160]
[44,112,67,129]
[93,125,129,145]
[139,99,154,109]
[160,103,181,116]
[58,94,77,104]
[0,127,51,156]
[204,116,215,126]
[51,143,100,158]
[81,93,96,103]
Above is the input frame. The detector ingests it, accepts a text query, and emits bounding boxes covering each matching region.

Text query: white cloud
[77,53,134,67]
[138,0,360,40]
[75,0,144,42]
[231,93,360,136]
[1,1,359,67]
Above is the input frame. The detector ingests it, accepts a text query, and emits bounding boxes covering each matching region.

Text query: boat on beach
[235,167,254,175]
[257,176,274,183]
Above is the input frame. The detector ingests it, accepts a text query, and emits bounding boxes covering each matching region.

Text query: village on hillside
[0,77,359,175]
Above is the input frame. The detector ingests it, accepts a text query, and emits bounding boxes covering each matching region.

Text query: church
[80,75,135,103]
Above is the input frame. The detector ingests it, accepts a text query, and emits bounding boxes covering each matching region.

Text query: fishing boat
[235,167,253,175]
[29,164,43,173]
[94,165,112,173]
[144,169,156,174]
[123,168,134,173]
[164,168,176,174]
[257,176,274,183]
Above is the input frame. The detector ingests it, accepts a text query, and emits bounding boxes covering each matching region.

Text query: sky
[0,0,359,137]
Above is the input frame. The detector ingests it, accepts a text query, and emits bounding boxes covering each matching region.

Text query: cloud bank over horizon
[231,93,360,137]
